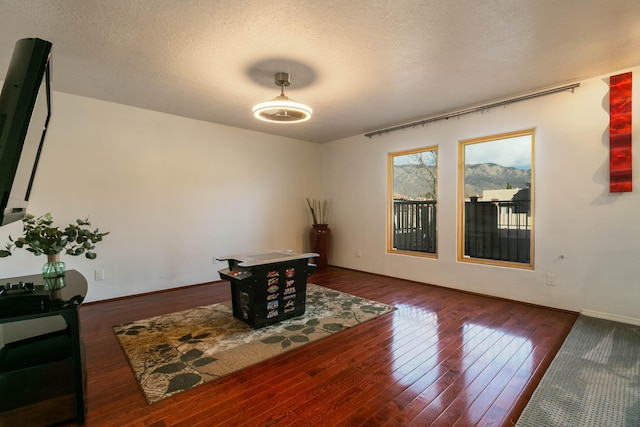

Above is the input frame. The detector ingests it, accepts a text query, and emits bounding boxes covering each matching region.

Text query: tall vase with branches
[306,198,332,269]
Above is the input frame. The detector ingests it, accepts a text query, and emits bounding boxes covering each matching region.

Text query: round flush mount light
[252,72,312,123]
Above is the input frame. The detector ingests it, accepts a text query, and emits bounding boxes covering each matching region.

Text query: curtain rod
[364,83,580,139]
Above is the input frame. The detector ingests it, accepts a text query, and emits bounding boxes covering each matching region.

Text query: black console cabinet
[218,250,317,328]
[0,270,87,425]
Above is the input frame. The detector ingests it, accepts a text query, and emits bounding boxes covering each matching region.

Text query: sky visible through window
[465,135,531,169]
[393,151,437,167]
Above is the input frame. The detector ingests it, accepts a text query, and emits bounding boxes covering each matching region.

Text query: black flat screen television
[0,38,52,226]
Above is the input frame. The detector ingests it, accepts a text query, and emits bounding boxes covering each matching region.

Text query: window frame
[457,129,535,269]
[387,145,438,258]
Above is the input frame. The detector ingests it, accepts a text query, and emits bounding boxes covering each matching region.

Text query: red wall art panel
[609,72,632,192]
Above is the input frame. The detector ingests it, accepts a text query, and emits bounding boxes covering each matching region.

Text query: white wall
[322,67,640,324]
[0,92,322,303]
[1,66,638,326]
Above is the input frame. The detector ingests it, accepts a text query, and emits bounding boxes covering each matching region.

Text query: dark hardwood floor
[72,267,577,426]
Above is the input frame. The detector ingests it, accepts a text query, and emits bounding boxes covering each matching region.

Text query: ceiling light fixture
[252,72,312,123]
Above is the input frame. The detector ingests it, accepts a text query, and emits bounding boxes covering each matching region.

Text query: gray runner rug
[516,315,640,426]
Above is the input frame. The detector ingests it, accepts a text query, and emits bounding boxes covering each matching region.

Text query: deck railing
[392,200,437,253]
[392,199,530,262]
[464,199,531,263]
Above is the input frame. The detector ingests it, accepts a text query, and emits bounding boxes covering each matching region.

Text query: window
[388,146,438,256]
[458,129,534,268]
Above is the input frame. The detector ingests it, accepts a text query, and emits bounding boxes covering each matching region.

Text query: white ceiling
[1,0,640,143]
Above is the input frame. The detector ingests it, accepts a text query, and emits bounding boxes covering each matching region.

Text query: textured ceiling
[1,0,640,143]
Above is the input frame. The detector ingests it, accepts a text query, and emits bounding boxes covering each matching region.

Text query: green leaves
[261,335,286,344]
[0,213,109,259]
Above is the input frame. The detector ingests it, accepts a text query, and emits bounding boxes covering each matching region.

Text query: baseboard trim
[83,279,226,306]
[580,309,640,326]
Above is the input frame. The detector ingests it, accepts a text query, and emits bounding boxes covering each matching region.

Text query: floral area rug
[113,283,395,404]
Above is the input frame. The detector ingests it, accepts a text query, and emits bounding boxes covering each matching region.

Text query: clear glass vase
[43,253,66,290]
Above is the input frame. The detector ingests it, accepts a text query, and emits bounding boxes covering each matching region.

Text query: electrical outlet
[95,269,105,281]
[356,248,362,257]
[546,273,557,286]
